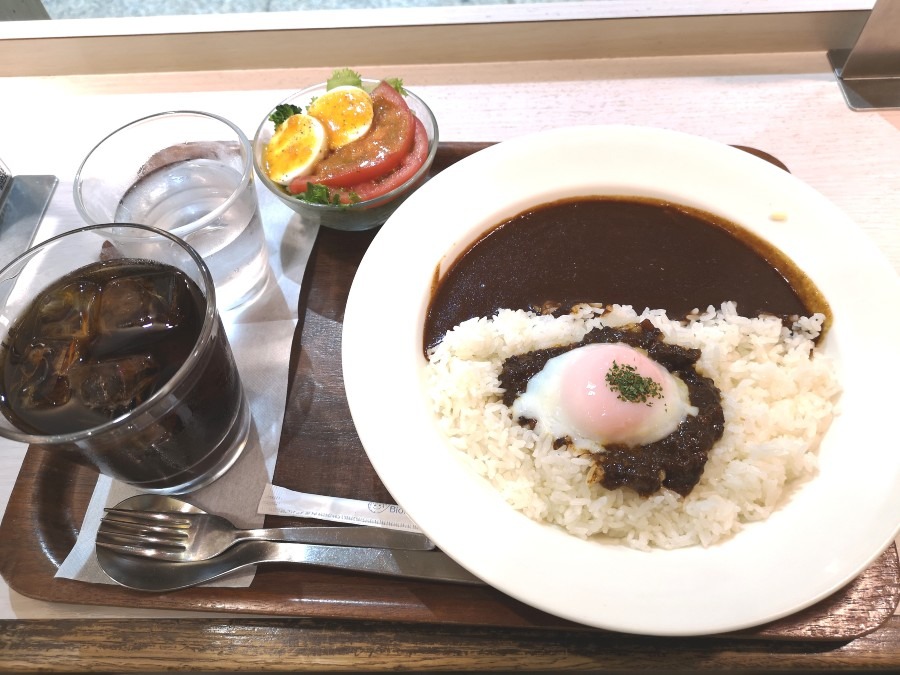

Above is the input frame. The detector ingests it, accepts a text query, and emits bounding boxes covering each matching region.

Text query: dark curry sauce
[424,197,828,352]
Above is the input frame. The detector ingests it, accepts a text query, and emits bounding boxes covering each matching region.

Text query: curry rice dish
[423,198,840,550]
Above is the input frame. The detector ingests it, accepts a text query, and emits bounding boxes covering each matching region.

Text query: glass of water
[73,111,270,311]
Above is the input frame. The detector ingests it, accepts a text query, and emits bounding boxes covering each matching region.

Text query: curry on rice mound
[423,198,840,550]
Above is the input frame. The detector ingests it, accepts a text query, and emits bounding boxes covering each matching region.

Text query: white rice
[424,302,841,550]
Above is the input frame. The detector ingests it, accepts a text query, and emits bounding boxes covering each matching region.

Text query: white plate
[342,125,900,636]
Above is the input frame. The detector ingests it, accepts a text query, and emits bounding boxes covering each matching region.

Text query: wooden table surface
[1,50,899,671]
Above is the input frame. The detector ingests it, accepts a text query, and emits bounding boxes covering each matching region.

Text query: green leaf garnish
[292,182,361,207]
[384,77,406,95]
[605,361,663,405]
[327,68,363,90]
[295,182,340,205]
[268,103,302,127]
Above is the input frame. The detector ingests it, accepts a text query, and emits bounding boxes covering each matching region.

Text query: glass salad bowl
[252,78,439,232]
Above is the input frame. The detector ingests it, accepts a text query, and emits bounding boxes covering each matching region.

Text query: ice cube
[13,338,81,409]
[33,281,99,340]
[97,270,186,336]
[71,354,159,419]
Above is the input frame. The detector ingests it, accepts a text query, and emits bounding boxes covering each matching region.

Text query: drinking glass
[73,111,269,311]
[0,223,251,494]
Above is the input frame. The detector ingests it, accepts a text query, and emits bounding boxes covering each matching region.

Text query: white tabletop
[1,53,898,619]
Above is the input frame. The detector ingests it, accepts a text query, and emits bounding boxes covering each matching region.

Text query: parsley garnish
[605,361,663,405]
[268,103,302,127]
[292,182,360,207]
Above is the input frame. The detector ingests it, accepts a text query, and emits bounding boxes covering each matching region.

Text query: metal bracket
[828,0,900,111]
[0,157,58,272]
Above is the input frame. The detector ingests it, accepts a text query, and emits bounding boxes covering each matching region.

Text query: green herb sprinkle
[605,360,663,405]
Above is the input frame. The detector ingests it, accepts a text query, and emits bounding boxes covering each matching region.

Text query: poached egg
[512,342,696,452]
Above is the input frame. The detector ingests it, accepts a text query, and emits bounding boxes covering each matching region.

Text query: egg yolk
[264,113,328,185]
[307,86,375,150]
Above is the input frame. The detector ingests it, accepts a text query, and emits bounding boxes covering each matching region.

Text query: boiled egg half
[263,113,329,186]
[512,342,697,452]
[307,85,375,150]
[264,85,375,186]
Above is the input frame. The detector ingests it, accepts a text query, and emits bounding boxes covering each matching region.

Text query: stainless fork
[97,508,435,562]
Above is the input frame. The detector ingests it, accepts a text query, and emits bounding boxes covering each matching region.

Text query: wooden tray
[1,142,898,641]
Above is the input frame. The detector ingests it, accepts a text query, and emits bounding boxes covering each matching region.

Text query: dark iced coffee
[0,257,247,491]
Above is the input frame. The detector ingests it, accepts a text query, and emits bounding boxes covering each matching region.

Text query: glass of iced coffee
[0,223,250,494]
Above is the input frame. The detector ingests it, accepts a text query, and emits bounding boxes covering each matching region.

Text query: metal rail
[829,0,900,110]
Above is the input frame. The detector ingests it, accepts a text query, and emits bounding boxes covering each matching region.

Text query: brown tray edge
[2,443,898,641]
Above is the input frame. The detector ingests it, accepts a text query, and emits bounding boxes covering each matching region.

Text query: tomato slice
[308,81,414,189]
[287,99,430,206]
[350,117,429,202]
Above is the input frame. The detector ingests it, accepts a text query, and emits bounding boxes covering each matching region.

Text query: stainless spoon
[95,495,484,590]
